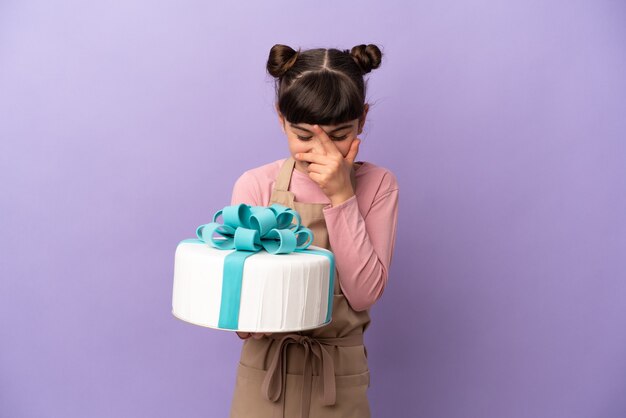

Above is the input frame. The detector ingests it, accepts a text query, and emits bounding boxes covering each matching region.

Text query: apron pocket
[230,362,280,418]
[232,362,371,418]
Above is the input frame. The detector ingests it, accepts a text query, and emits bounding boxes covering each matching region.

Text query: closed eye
[297,135,348,141]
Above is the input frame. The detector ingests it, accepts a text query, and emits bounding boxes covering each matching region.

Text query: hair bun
[348,44,382,75]
[267,44,301,78]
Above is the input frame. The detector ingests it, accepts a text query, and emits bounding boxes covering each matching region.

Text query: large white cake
[172,239,334,333]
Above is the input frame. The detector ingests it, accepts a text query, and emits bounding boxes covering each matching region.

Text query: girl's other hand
[235,332,273,339]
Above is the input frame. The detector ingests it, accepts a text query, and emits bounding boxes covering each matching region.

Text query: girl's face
[276,104,369,173]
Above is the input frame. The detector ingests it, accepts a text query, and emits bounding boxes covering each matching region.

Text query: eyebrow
[290,123,353,133]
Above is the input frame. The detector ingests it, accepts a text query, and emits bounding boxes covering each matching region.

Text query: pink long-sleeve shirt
[230,158,399,312]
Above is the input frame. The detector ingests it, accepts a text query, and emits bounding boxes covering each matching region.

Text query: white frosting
[172,242,332,332]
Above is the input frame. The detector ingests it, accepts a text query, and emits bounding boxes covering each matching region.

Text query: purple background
[1,1,625,417]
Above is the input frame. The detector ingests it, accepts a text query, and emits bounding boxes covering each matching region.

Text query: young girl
[229,44,399,418]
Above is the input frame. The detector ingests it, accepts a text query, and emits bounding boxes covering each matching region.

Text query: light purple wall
[1,1,625,417]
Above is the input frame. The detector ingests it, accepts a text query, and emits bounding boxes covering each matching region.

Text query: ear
[357,104,369,134]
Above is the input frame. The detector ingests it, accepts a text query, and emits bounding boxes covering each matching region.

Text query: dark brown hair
[266,44,383,126]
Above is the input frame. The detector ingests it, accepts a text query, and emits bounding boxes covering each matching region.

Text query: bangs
[278,71,364,126]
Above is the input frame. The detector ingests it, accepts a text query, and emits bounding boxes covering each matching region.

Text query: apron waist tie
[261,333,364,418]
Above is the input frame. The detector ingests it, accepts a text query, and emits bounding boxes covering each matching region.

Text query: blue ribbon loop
[191,203,333,330]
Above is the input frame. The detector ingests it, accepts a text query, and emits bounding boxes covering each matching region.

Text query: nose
[307,136,325,155]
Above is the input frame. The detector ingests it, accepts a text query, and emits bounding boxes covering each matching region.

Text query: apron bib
[229,157,372,418]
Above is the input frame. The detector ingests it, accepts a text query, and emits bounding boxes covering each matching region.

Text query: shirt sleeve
[322,173,399,311]
[231,171,262,206]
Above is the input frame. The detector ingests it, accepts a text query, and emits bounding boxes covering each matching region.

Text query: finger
[236,332,250,339]
[307,133,326,156]
[344,138,361,165]
[305,162,328,175]
[308,171,325,186]
[308,139,326,157]
[252,333,265,339]
[312,125,341,155]
[295,152,331,165]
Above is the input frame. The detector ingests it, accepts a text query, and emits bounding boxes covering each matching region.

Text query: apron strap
[275,157,296,191]
[261,333,364,418]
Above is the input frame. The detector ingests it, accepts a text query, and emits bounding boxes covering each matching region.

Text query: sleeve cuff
[323,194,358,215]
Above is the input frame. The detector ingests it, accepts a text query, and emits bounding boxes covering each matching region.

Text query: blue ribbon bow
[188,203,334,330]
[196,203,314,254]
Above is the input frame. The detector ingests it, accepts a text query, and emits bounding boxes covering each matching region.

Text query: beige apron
[229,157,372,418]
